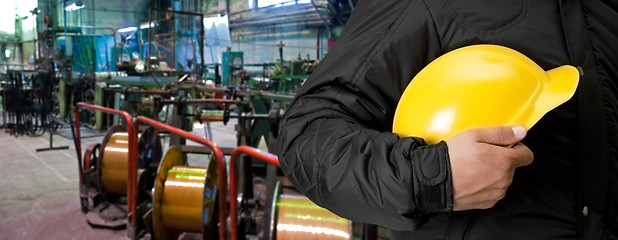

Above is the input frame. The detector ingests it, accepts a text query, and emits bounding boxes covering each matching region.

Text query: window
[0,1,17,35]
[249,0,311,8]
[0,0,37,37]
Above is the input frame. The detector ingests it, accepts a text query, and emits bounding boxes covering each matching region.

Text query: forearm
[277,95,453,230]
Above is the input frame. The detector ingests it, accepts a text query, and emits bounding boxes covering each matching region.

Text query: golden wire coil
[153,146,219,240]
[276,193,352,240]
[100,132,130,195]
[160,166,206,232]
[199,110,224,122]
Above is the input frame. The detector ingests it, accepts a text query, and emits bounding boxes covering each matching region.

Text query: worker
[276,0,617,239]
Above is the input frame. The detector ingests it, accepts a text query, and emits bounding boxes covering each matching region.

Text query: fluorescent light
[139,21,156,29]
[65,3,84,11]
[118,26,138,33]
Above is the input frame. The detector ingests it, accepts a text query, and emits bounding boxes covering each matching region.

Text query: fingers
[459,127,534,169]
[509,142,534,167]
[468,126,527,146]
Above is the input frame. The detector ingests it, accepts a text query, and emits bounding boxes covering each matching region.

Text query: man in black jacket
[277,0,617,239]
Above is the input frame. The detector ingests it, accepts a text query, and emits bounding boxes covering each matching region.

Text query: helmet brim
[526,65,580,129]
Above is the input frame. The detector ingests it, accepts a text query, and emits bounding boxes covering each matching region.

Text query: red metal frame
[107,89,173,95]
[133,116,228,240]
[229,146,279,240]
[74,103,137,226]
[162,98,244,105]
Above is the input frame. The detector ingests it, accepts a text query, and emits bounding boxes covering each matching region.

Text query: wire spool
[153,146,219,240]
[273,183,352,240]
[99,125,130,196]
[199,110,224,122]
[99,125,161,196]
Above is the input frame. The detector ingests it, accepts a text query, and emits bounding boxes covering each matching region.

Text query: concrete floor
[0,119,243,240]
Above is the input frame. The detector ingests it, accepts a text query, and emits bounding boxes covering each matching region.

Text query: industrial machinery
[72,103,361,240]
[1,70,63,136]
[133,115,229,240]
[72,103,229,239]
[74,105,162,232]
[230,146,353,240]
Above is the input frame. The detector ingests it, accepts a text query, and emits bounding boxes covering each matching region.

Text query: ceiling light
[118,27,138,33]
[65,3,85,11]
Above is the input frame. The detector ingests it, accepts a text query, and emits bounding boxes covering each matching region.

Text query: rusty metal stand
[36,128,69,152]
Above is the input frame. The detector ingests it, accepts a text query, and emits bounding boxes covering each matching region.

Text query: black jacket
[277,0,618,239]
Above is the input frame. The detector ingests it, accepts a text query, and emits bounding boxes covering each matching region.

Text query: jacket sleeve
[277,0,452,231]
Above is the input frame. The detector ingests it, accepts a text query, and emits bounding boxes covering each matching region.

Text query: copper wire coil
[100,132,131,195]
[99,125,160,196]
[160,166,206,232]
[153,146,218,240]
[275,192,352,240]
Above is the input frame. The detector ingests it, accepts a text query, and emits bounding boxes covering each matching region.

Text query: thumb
[473,126,527,146]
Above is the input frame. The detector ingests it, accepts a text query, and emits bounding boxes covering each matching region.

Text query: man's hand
[446,126,534,211]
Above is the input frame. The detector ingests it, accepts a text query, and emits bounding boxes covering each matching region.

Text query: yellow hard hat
[393,44,579,144]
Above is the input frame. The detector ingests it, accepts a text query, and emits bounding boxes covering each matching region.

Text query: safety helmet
[393,44,579,144]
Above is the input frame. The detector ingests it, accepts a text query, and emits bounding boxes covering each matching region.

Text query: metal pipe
[230,13,326,28]
[162,98,244,105]
[149,7,206,16]
[194,86,230,94]
[230,20,328,32]
[231,6,321,23]
[133,116,227,240]
[199,14,205,79]
[317,27,320,60]
[73,25,114,31]
[229,146,279,240]
[106,89,172,95]
[148,8,152,72]
[228,0,315,16]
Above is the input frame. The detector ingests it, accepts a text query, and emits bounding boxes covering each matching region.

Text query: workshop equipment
[75,116,162,231]
[230,146,352,240]
[73,104,141,232]
[132,116,228,240]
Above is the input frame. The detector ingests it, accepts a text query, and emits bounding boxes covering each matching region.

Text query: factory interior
[0,0,391,239]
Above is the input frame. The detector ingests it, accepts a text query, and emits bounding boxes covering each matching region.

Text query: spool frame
[133,116,228,240]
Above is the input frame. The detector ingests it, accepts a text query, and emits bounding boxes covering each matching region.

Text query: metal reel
[137,126,163,204]
[85,125,129,229]
[83,143,101,172]
[79,142,101,213]
[136,126,163,233]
